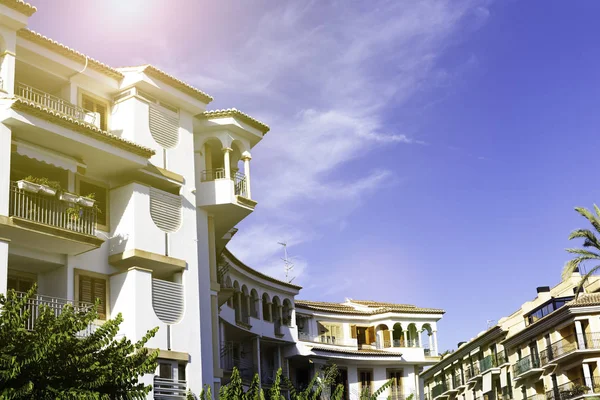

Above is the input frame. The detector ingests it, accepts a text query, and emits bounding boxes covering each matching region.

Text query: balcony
[220,343,255,382]
[0,181,103,255]
[480,351,507,373]
[432,383,448,399]
[13,291,97,337]
[15,82,99,127]
[540,333,600,366]
[546,376,600,400]
[513,353,543,379]
[298,331,358,347]
[153,377,187,400]
[465,363,482,381]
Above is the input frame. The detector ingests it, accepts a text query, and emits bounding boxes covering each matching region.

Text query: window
[78,275,107,320]
[525,297,574,326]
[7,273,35,292]
[318,322,342,344]
[178,363,186,381]
[82,94,108,130]
[78,178,108,229]
[159,363,172,379]
[359,370,372,394]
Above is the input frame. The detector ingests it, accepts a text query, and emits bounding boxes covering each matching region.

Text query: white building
[0,2,446,399]
[0,1,268,397]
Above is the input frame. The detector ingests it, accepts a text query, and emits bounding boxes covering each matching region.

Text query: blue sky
[26,0,600,351]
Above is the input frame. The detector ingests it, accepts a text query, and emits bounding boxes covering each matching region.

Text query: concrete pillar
[582,363,593,388]
[433,331,439,356]
[418,329,423,347]
[278,305,283,321]
[222,147,232,179]
[0,124,12,217]
[0,50,16,95]
[429,333,434,353]
[236,292,242,320]
[290,308,296,327]
[242,154,252,199]
[211,294,221,377]
[575,320,587,349]
[0,238,9,295]
[257,295,263,320]
[246,294,251,318]
[266,302,272,321]
[255,337,262,387]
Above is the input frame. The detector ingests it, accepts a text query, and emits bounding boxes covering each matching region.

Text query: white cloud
[191,0,491,284]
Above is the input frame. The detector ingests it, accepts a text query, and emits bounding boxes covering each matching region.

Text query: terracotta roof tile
[200,109,270,134]
[310,346,403,357]
[295,299,444,315]
[0,0,36,16]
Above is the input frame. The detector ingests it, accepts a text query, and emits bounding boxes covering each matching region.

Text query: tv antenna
[486,319,496,329]
[278,241,295,282]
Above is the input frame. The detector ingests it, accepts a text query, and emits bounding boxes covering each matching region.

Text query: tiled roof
[200,109,270,134]
[12,97,155,158]
[295,299,445,315]
[568,293,600,307]
[117,65,213,104]
[17,30,124,79]
[311,346,403,357]
[0,0,36,16]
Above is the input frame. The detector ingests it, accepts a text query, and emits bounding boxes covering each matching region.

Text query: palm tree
[562,205,600,297]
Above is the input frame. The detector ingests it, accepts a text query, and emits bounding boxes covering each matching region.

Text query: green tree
[562,205,600,296]
[0,285,159,399]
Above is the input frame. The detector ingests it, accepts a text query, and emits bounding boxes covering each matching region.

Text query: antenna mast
[278,241,294,281]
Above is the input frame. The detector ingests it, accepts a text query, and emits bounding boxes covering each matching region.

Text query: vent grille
[152,279,184,324]
[149,104,180,149]
[149,188,181,233]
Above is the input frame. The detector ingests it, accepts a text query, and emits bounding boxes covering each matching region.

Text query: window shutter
[96,103,107,130]
[367,326,375,344]
[149,188,182,233]
[93,278,106,319]
[79,276,93,304]
[351,325,357,338]
[383,329,391,343]
[149,104,180,149]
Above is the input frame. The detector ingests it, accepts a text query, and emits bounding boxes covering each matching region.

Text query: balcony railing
[392,338,419,348]
[432,383,447,398]
[546,376,600,400]
[9,181,97,235]
[201,168,227,181]
[298,331,358,347]
[465,363,481,380]
[233,172,247,197]
[154,377,187,399]
[200,169,249,198]
[513,353,541,377]
[540,333,600,365]
[524,394,545,400]
[389,388,406,400]
[14,291,96,335]
[481,351,507,372]
[15,82,97,125]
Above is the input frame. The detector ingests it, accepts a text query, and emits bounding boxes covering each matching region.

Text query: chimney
[536,286,550,294]
[457,341,467,348]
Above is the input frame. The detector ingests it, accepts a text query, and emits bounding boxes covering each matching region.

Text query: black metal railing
[545,376,600,400]
[539,333,600,365]
[220,342,255,382]
[481,351,507,372]
[513,353,541,377]
[432,383,447,398]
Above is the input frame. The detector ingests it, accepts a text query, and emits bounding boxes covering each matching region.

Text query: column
[242,153,252,199]
[246,294,251,318]
[429,333,434,354]
[222,147,232,179]
[290,308,296,327]
[255,337,262,388]
[257,295,263,320]
[418,329,423,347]
[582,363,593,388]
[278,305,283,321]
[0,124,12,217]
[236,291,242,321]
[0,49,16,95]
[575,320,586,349]
[266,302,272,322]
[0,238,9,295]
[433,331,439,356]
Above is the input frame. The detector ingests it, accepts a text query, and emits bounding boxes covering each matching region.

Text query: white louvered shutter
[149,104,179,149]
[152,279,184,324]
[149,188,182,233]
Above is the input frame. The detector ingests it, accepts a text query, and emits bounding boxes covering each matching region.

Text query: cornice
[17,29,124,80]
[200,108,270,134]
[0,0,36,16]
[11,97,155,158]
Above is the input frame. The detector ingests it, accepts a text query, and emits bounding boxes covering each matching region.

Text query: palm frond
[574,264,600,299]
[575,207,600,234]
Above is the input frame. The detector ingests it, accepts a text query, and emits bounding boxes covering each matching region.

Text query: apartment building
[0,1,269,398]
[216,249,445,399]
[422,272,600,400]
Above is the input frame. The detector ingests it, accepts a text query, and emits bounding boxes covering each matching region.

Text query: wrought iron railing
[14,291,95,335]
[15,82,96,124]
[234,172,247,197]
[513,353,541,377]
[154,377,187,399]
[9,181,97,235]
[540,333,600,365]
[546,376,600,400]
[216,262,230,285]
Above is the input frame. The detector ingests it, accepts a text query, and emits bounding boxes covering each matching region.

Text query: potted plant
[77,192,96,207]
[59,191,79,203]
[17,176,61,196]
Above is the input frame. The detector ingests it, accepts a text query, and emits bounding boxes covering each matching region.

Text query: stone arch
[250,289,259,318]
[282,298,293,327]
[421,323,434,354]
[392,323,404,347]
[201,137,228,180]
[262,292,271,321]
[407,323,419,347]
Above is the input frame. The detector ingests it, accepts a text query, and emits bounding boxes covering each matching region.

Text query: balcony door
[389,370,403,399]
[7,272,35,293]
